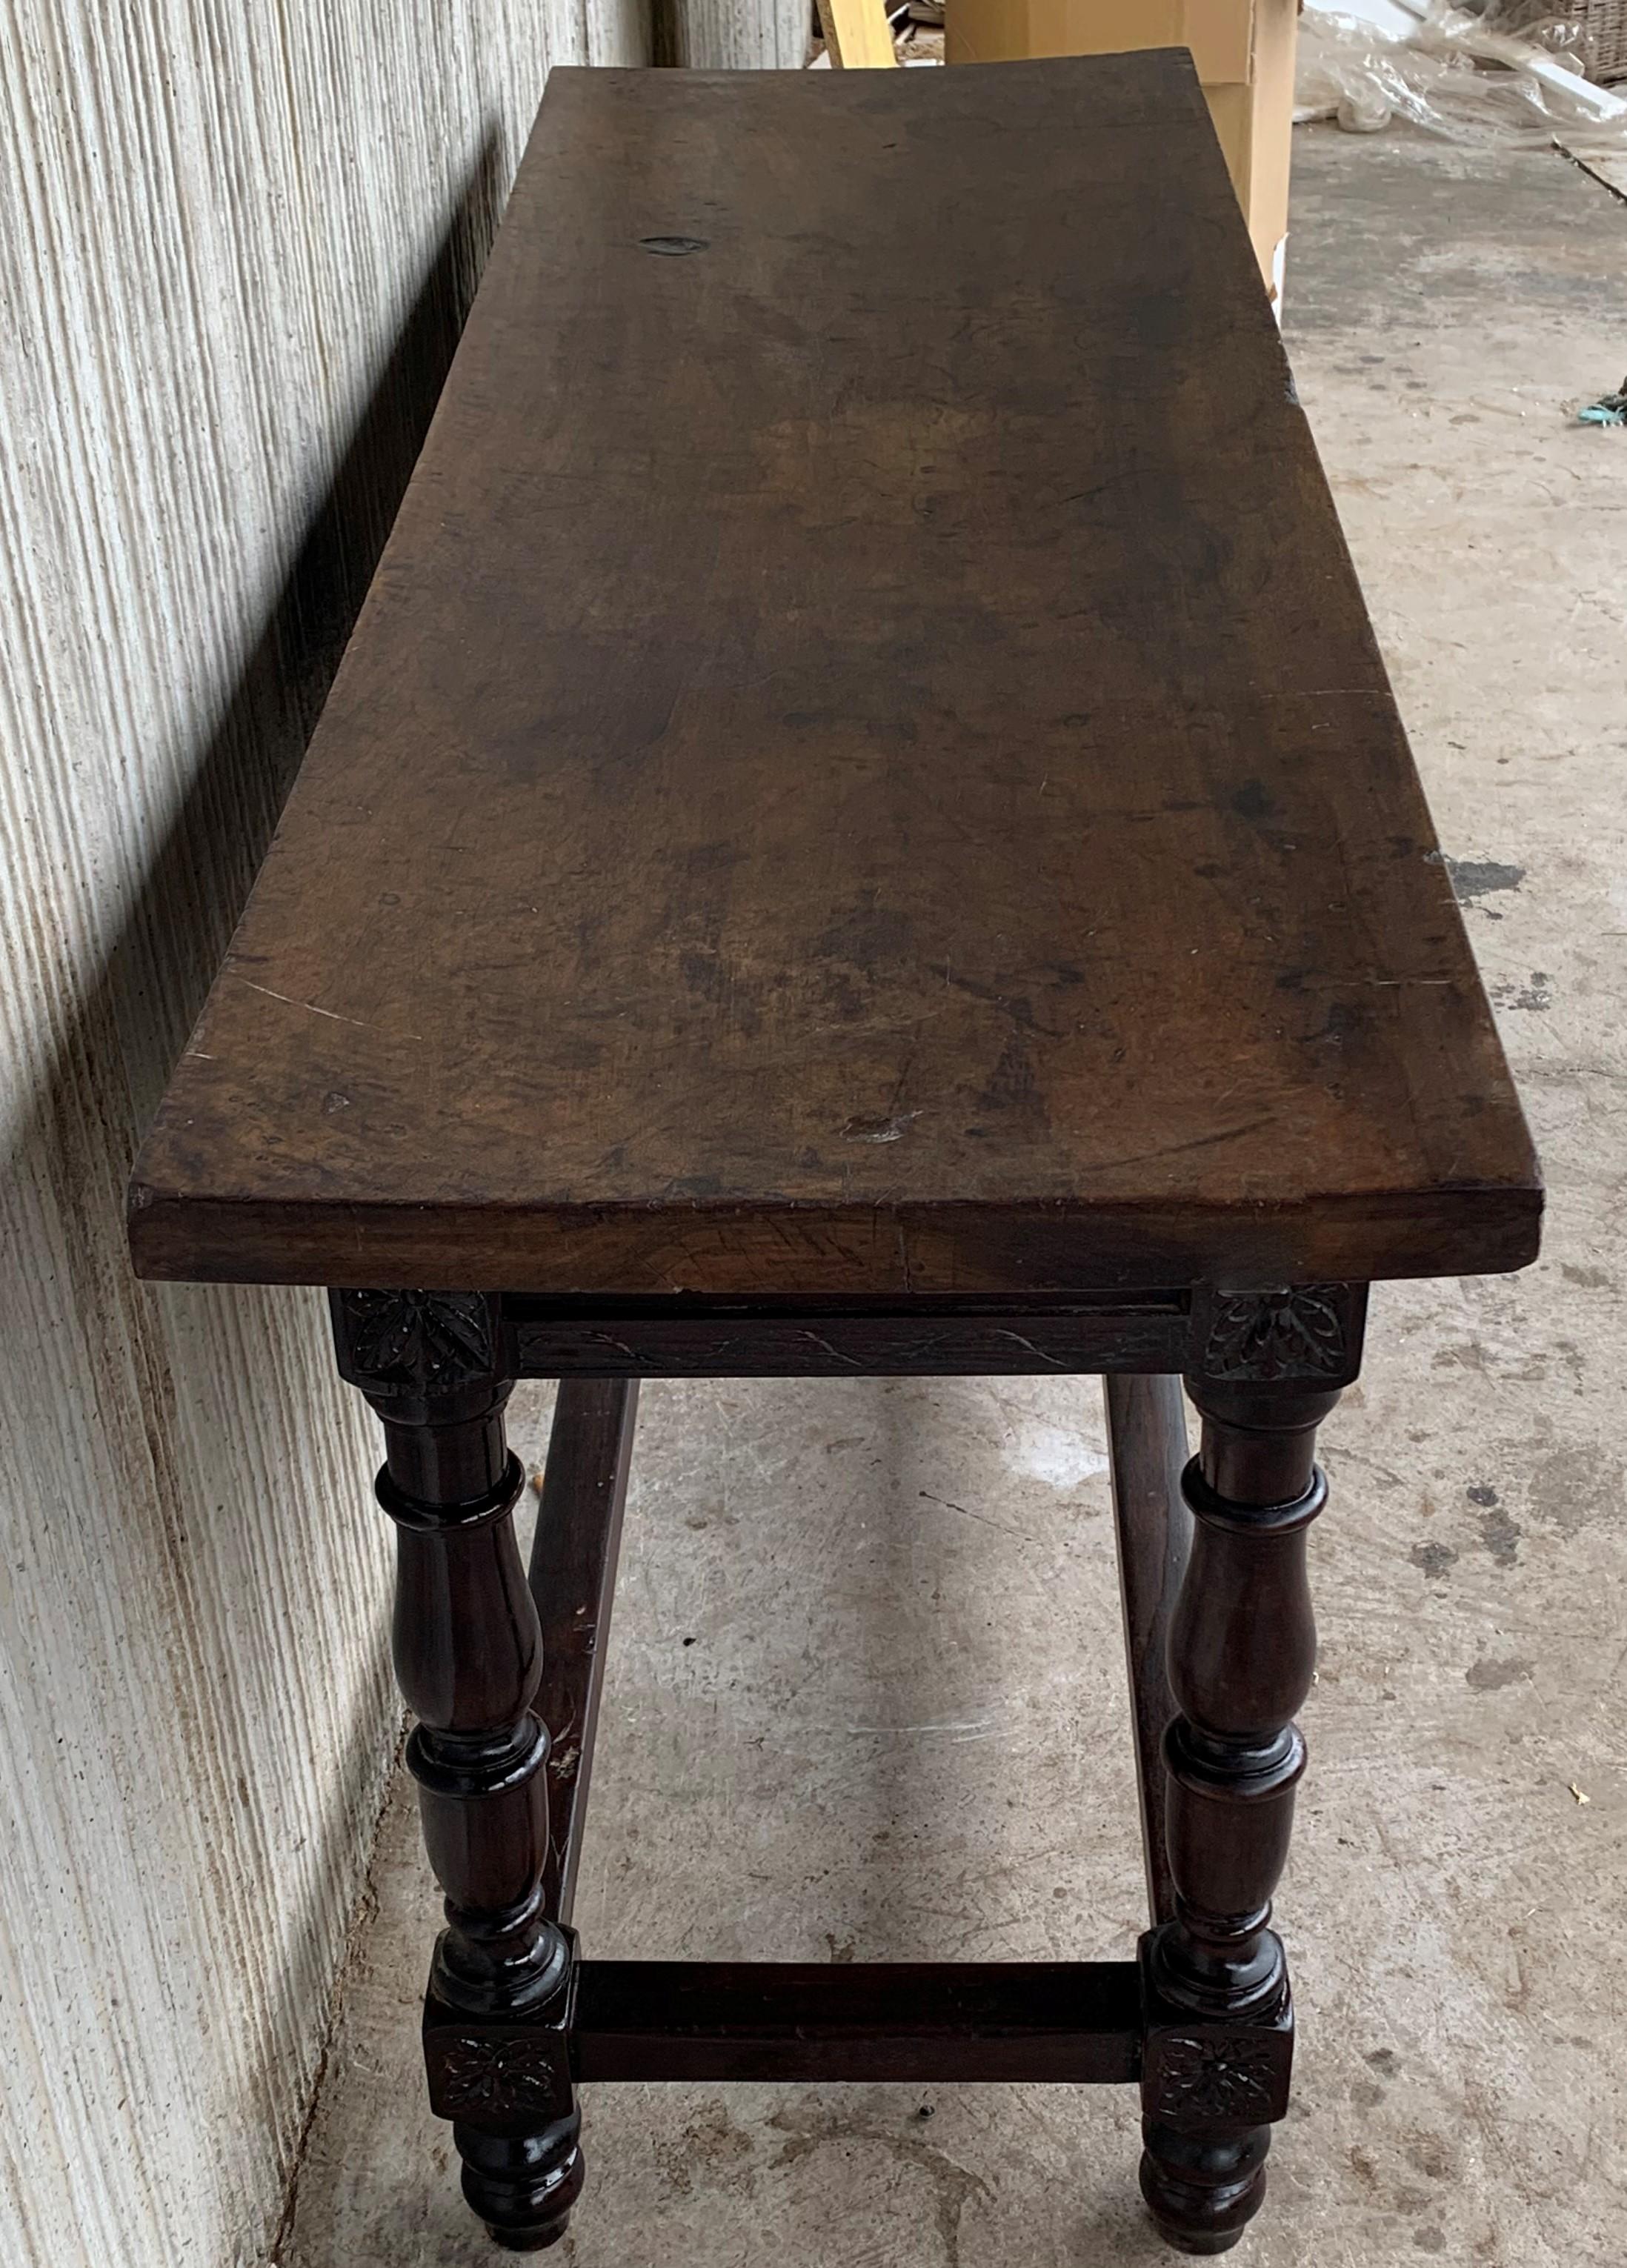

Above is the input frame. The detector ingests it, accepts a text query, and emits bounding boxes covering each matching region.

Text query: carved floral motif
[1201,1287,1348,1383]
[336,1289,495,1391]
[1148,2031,1281,2124]
[438,2032,565,2118]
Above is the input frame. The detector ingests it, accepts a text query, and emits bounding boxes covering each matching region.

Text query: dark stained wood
[528,1380,639,1926]
[570,1960,1143,2085]
[130,54,1546,2261]
[1139,1380,1335,2255]
[329,1297,585,2250]
[1105,1376,1191,1926]
[319,1282,1373,1386]
[127,55,1539,1297]
[505,1283,1368,1383]
[510,1291,1187,1376]
[325,1280,1374,2257]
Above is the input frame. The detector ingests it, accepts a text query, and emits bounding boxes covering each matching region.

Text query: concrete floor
[280,130,1627,2268]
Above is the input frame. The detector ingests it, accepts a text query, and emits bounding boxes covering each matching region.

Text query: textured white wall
[0,7,649,2266]
[662,0,811,67]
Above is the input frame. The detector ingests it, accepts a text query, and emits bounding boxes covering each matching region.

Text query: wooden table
[130,54,1540,2257]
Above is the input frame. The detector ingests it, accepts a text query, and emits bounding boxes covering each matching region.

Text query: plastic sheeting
[1297,0,1627,151]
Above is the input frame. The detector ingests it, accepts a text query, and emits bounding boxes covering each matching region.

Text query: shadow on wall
[0,127,505,2255]
[118,123,508,1136]
[19,119,505,1283]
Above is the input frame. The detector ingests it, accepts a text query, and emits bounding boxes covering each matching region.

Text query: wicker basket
[1568,0,1627,79]
[1504,0,1627,82]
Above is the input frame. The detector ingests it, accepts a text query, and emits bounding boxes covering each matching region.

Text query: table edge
[127,1178,1543,1294]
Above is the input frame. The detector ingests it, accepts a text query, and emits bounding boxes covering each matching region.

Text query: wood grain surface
[130,56,1540,1295]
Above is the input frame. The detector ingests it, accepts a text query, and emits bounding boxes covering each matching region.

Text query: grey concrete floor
[280,130,1627,2268]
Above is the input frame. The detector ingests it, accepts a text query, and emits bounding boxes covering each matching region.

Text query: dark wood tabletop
[129,54,1539,1297]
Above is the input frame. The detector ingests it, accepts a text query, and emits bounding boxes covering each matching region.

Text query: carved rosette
[1145,2030,1284,2126]
[1197,1286,1357,1384]
[435,2032,570,2121]
[330,1288,499,1396]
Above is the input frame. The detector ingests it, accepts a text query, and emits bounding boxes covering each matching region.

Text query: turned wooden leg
[1139,1377,1339,2255]
[331,1291,582,2252]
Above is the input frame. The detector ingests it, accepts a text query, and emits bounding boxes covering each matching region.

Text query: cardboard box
[946,0,1254,81]
[945,0,1298,303]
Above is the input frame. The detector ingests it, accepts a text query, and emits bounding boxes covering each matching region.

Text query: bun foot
[1139,2121,1269,2255]
[456,2115,585,2252]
